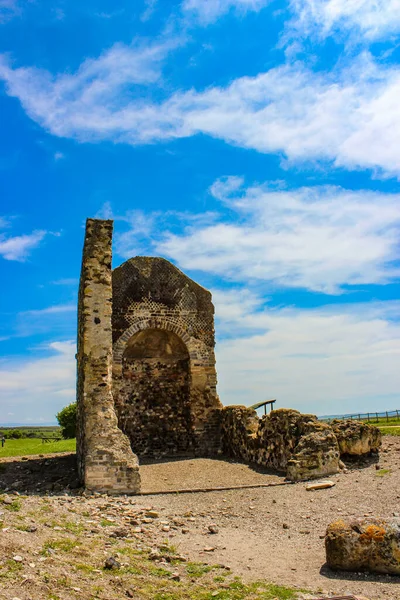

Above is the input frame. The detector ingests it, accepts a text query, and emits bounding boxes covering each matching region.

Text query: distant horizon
[1,405,399,428]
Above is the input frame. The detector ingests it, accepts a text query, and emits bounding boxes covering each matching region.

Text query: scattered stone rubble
[325,517,400,575]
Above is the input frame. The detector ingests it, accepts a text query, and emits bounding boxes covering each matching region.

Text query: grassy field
[379,426,400,436]
[0,437,76,458]
[0,426,61,439]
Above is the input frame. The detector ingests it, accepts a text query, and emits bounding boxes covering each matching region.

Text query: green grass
[379,426,400,436]
[376,468,392,477]
[364,416,400,425]
[0,495,22,511]
[42,539,78,554]
[0,437,76,458]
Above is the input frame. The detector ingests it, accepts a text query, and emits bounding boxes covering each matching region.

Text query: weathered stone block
[331,419,382,456]
[326,517,400,575]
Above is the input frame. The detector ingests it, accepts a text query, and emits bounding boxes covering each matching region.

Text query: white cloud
[182,0,269,24]
[0,341,76,424]
[291,0,400,41]
[0,228,47,261]
[213,293,400,415]
[3,48,400,175]
[154,179,400,293]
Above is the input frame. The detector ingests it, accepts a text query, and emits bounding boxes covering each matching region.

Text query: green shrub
[9,429,23,439]
[56,403,77,439]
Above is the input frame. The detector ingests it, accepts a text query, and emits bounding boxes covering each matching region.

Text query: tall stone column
[76,218,140,493]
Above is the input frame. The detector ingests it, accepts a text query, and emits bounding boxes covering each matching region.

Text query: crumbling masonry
[77,219,381,493]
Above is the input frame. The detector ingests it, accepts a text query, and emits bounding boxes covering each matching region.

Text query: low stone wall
[331,419,382,456]
[220,407,341,481]
[220,407,380,481]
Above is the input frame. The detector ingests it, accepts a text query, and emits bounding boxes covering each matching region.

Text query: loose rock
[104,556,121,570]
[325,517,400,575]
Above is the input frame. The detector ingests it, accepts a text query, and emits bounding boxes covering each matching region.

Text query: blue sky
[0,0,399,424]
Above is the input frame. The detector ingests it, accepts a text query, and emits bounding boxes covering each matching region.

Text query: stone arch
[113,318,194,365]
[113,322,195,456]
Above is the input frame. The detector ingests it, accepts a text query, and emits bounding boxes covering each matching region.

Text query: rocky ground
[0,438,399,600]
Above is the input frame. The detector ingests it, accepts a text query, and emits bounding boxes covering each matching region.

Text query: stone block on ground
[325,517,400,575]
[331,420,382,456]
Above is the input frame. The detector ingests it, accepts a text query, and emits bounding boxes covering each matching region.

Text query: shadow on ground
[0,453,80,496]
[0,452,284,496]
[320,563,400,585]
[342,451,380,471]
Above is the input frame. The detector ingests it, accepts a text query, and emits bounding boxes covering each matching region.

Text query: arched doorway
[113,328,194,457]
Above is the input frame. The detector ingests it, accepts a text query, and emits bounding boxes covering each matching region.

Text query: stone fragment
[145,510,159,519]
[104,556,121,570]
[208,524,219,534]
[13,556,23,562]
[325,517,400,575]
[306,480,335,491]
[110,528,129,538]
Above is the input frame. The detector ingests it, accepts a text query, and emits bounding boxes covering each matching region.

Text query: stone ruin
[76,218,381,494]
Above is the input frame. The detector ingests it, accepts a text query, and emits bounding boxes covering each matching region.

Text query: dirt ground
[1,438,400,599]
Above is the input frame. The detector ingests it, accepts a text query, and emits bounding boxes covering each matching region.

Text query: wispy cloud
[0,227,47,261]
[0,341,76,424]
[113,179,400,294]
[290,0,400,42]
[2,48,400,175]
[182,0,269,24]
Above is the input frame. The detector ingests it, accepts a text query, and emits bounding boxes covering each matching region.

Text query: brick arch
[113,318,194,365]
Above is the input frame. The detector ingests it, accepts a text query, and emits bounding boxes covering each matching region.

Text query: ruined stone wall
[220,407,341,481]
[220,407,381,481]
[76,219,140,493]
[112,257,222,457]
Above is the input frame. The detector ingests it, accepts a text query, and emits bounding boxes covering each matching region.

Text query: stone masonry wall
[221,407,341,481]
[112,257,222,457]
[76,219,141,493]
[220,407,381,481]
